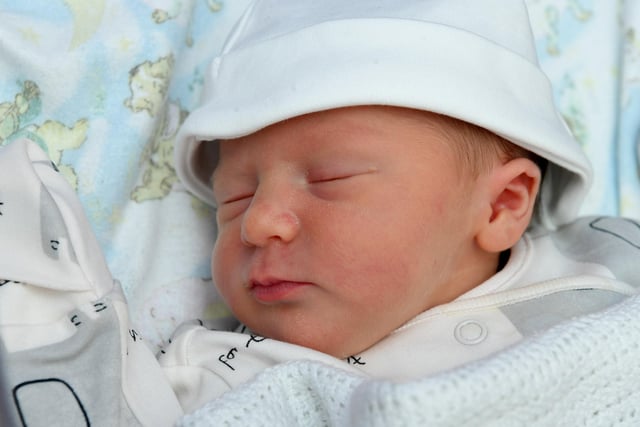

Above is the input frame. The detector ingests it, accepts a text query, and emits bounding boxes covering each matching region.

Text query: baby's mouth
[249,278,313,304]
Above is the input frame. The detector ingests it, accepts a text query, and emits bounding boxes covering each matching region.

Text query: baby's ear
[475,158,541,253]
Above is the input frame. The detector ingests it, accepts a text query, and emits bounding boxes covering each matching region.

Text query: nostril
[274,211,301,243]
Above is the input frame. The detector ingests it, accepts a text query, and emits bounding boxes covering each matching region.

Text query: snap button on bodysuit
[454,320,488,345]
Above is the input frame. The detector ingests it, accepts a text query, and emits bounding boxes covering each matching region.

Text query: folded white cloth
[0,139,183,427]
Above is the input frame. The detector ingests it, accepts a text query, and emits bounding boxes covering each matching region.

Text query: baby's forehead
[219,106,447,145]
[214,106,445,153]
[210,106,465,179]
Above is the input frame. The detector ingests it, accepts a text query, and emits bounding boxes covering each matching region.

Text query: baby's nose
[240,195,301,247]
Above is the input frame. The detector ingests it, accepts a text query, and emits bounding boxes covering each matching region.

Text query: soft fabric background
[0,0,638,352]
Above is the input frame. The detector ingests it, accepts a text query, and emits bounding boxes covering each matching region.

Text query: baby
[208,105,541,359]
[163,0,638,413]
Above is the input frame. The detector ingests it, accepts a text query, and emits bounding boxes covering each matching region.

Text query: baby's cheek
[211,238,238,293]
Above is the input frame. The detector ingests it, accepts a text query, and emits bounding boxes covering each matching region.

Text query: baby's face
[211,106,490,358]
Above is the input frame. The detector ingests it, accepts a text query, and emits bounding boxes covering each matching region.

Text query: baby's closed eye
[307,164,378,182]
[307,166,378,199]
[212,177,256,221]
[219,192,254,205]
[215,191,254,223]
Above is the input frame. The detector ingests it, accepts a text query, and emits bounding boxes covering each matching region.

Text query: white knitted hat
[174,0,592,228]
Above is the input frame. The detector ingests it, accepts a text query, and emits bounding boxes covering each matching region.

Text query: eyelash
[309,175,352,184]
[221,193,254,205]
[309,167,369,183]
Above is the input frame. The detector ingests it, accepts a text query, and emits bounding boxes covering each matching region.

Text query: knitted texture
[179,293,640,426]
[178,360,364,426]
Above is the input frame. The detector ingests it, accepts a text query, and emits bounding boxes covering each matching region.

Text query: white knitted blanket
[178,293,640,426]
